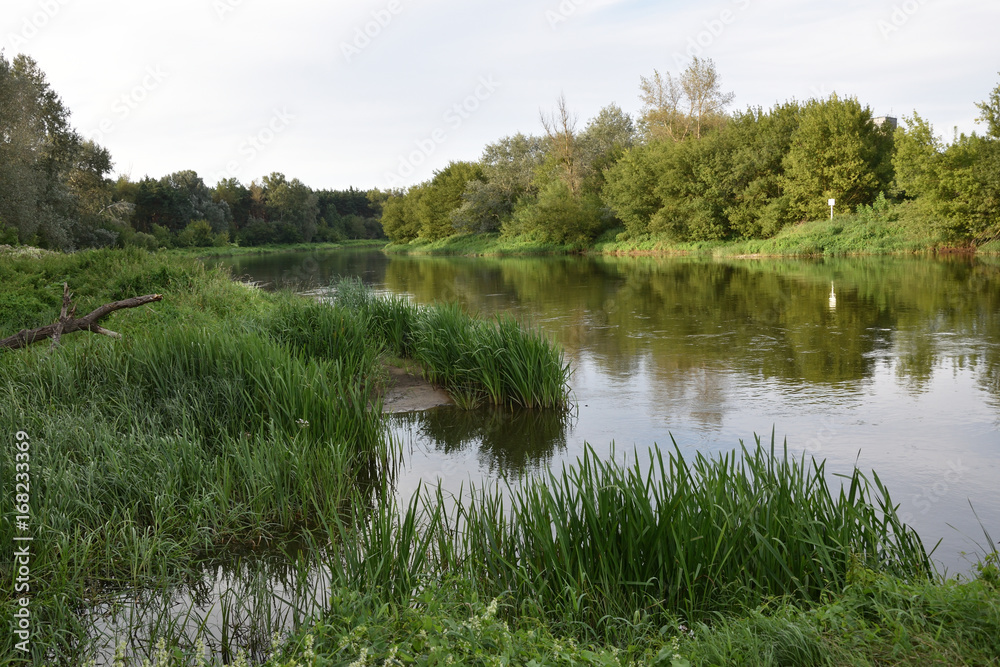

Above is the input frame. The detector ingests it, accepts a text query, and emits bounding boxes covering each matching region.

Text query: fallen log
[1,283,162,351]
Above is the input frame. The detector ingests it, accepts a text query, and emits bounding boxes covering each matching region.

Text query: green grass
[384,233,580,256]
[167,239,386,259]
[0,248,573,662]
[0,250,394,660]
[328,435,933,644]
[333,278,571,409]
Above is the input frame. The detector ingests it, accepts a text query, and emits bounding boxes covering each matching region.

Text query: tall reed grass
[330,435,932,641]
[333,278,571,409]
[0,251,398,661]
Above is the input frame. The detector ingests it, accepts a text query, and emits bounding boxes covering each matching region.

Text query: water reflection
[390,405,573,480]
[84,543,332,665]
[220,250,1000,574]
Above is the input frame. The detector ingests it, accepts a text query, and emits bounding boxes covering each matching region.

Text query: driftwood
[0,283,162,351]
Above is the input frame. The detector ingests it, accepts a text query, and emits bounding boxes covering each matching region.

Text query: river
[219,248,1000,575]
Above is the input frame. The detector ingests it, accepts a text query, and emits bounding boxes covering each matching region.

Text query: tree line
[4,52,998,252]
[382,58,1000,247]
[0,53,385,251]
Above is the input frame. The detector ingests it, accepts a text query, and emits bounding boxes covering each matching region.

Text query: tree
[975,73,1000,139]
[602,142,668,237]
[540,94,582,195]
[578,104,636,195]
[264,173,319,242]
[452,133,545,233]
[721,102,801,238]
[782,94,892,222]
[640,57,734,142]
[417,162,483,240]
[0,53,82,248]
[381,186,425,243]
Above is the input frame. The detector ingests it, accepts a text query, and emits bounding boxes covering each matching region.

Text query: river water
[220,248,1000,576]
[86,248,1000,662]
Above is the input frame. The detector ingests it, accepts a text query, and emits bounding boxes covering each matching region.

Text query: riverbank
[0,248,568,662]
[3,249,998,665]
[385,203,1000,258]
[167,238,386,259]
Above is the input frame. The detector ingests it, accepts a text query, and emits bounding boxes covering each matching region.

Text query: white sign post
[828,198,836,220]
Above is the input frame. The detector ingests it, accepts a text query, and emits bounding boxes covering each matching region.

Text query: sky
[4,0,999,192]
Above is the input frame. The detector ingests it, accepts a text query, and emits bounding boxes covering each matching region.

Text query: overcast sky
[5,0,999,191]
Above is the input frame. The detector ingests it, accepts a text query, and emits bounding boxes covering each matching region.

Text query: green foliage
[893,112,1000,243]
[333,278,571,409]
[332,436,931,644]
[380,185,425,243]
[176,219,226,247]
[782,94,893,222]
[975,73,1000,139]
[418,161,484,240]
[602,142,666,238]
[453,133,545,234]
[507,179,606,244]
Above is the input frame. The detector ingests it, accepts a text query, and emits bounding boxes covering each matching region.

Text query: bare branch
[2,287,162,351]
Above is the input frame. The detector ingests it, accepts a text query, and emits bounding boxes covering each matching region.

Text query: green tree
[381,186,425,243]
[782,94,893,222]
[578,104,636,195]
[453,134,545,233]
[722,102,801,238]
[417,162,484,240]
[508,179,604,244]
[602,141,670,237]
[0,53,82,248]
[264,173,319,242]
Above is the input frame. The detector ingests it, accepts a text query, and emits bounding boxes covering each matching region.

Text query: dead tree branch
[1,283,162,351]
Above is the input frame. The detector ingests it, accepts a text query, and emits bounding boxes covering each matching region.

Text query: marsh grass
[333,277,571,409]
[330,435,932,642]
[0,250,397,661]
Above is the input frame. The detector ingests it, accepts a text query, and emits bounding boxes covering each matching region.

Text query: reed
[0,251,397,661]
[331,435,933,641]
[331,278,571,409]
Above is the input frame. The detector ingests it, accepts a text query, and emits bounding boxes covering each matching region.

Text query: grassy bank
[78,439,1000,666]
[384,233,579,256]
[0,249,569,662]
[167,239,386,259]
[385,202,982,258]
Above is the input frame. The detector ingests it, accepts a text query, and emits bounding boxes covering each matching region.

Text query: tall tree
[640,57,734,142]
[453,133,545,233]
[782,94,892,221]
[0,53,82,248]
[540,94,582,195]
[417,161,483,240]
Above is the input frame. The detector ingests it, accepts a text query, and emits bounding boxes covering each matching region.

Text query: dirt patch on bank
[381,363,454,413]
